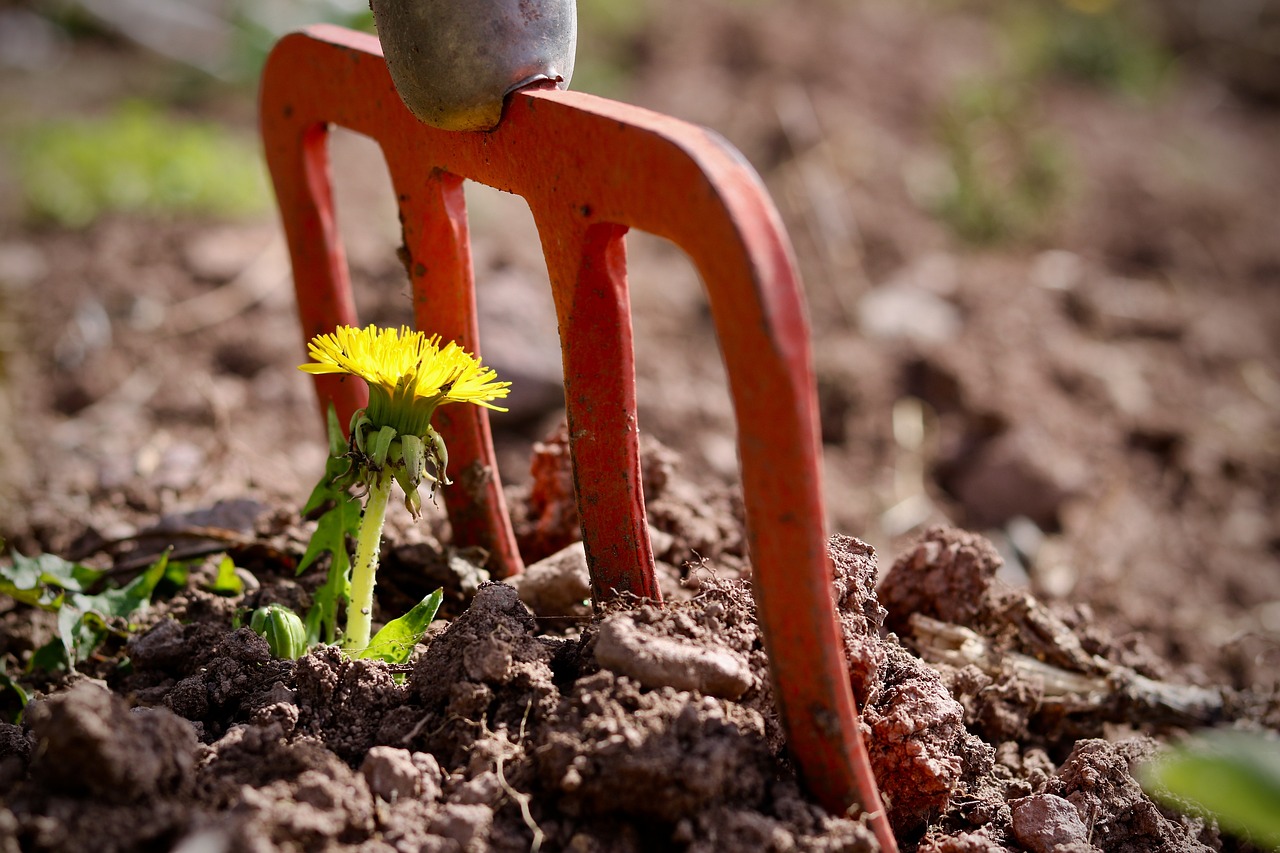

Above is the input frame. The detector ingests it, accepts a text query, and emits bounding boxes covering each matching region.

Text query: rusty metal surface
[259,25,896,851]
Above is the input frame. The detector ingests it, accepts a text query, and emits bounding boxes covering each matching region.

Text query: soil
[2,1,1279,851]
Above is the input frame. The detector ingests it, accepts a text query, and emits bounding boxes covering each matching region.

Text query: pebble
[1010,793,1092,853]
[508,541,591,619]
[594,614,753,700]
[858,283,961,344]
[0,240,49,290]
[360,746,423,803]
[952,428,1085,528]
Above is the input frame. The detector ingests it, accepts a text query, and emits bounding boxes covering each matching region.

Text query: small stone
[1031,250,1085,292]
[1010,793,1091,853]
[594,614,753,699]
[860,256,963,343]
[361,746,422,803]
[0,240,49,290]
[428,802,493,852]
[952,428,1085,528]
[508,541,591,619]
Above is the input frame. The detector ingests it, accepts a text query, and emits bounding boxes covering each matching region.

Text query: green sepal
[395,433,427,519]
[428,427,451,486]
[400,433,426,482]
[370,425,397,469]
[349,408,371,454]
[401,481,423,519]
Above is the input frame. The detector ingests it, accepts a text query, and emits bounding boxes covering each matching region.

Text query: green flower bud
[250,604,308,660]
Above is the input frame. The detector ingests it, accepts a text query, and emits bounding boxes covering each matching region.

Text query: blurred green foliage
[931,80,1068,244]
[224,0,374,85]
[12,101,267,228]
[572,0,655,96]
[1140,729,1280,850]
[927,0,1174,244]
[1003,0,1174,99]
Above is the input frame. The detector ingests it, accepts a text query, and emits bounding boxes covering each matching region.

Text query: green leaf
[27,637,66,674]
[0,551,107,609]
[56,608,108,668]
[52,552,171,670]
[206,554,244,595]
[74,549,170,621]
[163,559,190,589]
[299,405,361,645]
[0,659,30,724]
[3,548,171,671]
[1140,730,1280,849]
[353,589,443,663]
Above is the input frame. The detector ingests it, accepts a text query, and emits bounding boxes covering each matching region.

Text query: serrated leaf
[299,405,361,645]
[353,588,443,664]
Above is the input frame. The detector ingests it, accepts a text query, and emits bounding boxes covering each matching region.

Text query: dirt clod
[828,534,889,706]
[880,526,1004,636]
[1045,738,1215,852]
[295,644,407,762]
[26,682,197,802]
[594,612,754,699]
[537,670,773,821]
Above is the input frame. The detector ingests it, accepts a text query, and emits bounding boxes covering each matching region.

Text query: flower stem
[344,470,391,652]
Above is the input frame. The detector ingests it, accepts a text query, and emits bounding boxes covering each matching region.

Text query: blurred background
[0,0,1276,685]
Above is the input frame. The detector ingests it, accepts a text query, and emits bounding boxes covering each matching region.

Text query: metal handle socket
[370,0,577,132]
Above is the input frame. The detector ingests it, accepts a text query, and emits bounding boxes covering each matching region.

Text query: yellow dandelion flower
[300,324,510,439]
[297,325,511,653]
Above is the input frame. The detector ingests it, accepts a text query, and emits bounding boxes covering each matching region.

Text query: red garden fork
[260,25,896,851]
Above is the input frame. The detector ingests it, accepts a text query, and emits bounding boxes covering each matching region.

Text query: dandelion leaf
[299,404,361,645]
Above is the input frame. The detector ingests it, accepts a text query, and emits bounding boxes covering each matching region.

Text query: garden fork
[260,25,896,851]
